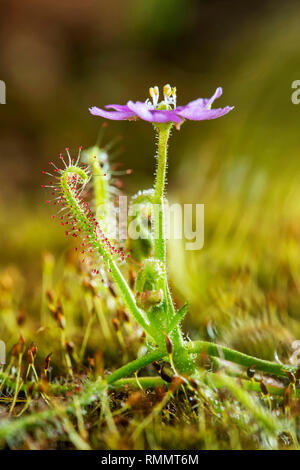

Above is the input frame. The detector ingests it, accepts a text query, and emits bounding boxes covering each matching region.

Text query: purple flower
[89,85,234,127]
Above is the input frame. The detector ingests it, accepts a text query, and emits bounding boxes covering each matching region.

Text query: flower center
[145,84,177,110]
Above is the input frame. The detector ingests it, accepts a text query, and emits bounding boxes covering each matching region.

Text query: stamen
[163,84,176,108]
[172,86,177,107]
[163,84,172,99]
[149,86,159,107]
[146,84,177,109]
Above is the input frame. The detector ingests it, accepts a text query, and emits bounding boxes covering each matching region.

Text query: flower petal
[176,105,234,121]
[89,105,136,120]
[178,87,223,110]
[105,104,133,112]
[127,101,181,123]
[176,99,206,110]
[206,87,223,108]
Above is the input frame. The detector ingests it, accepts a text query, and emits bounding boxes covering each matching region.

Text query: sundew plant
[51,85,235,376]
[1,84,300,450]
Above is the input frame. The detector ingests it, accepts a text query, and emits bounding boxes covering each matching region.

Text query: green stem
[112,376,165,389]
[106,348,164,384]
[153,125,170,263]
[60,166,155,342]
[108,260,156,340]
[111,375,300,399]
[153,125,193,372]
[187,341,296,377]
[210,374,297,397]
[105,340,297,384]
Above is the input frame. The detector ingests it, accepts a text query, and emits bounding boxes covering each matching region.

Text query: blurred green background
[1,0,300,360]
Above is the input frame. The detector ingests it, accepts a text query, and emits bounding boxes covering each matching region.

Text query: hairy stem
[153,126,194,372]
[111,375,299,400]
[187,341,296,377]
[60,167,155,341]
[153,126,170,263]
[105,340,297,384]
[108,260,154,338]
[106,348,165,384]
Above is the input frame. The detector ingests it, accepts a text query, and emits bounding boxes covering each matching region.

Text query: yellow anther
[172,87,176,97]
[163,84,172,97]
[149,86,158,98]
[149,86,159,107]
